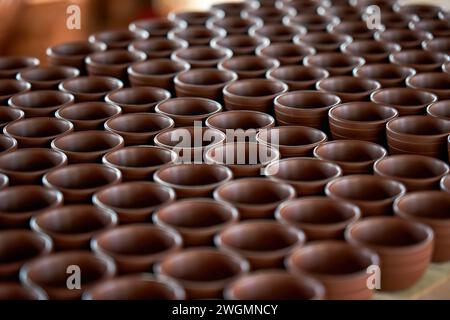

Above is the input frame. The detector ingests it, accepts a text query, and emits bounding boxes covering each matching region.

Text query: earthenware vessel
[341,40,400,63]
[374,29,433,50]
[219,55,279,79]
[328,20,377,40]
[380,12,418,29]
[128,38,188,59]
[304,52,365,76]
[168,26,225,46]
[207,16,262,35]
[0,106,24,129]
[0,135,17,156]
[211,35,270,56]
[284,13,338,32]
[423,38,450,56]
[353,63,416,88]
[211,1,254,17]
[393,3,441,19]
[105,86,171,113]
[242,6,295,24]
[17,66,79,90]
[427,101,450,120]
[89,29,148,49]
[324,4,362,21]
[0,283,47,300]
[0,79,31,104]
[59,76,123,102]
[8,90,74,117]
[294,32,352,53]
[316,76,381,103]
[409,19,450,38]
[267,65,329,90]
[168,10,224,26]
[389,50,449,73]
[129,17,186,37]
[249,23,306,43]
[256,42,316,66]
[171,46,232,69]
[0,56,39,79]
[406,72,450,100]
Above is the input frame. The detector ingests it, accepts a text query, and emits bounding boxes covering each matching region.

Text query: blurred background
[0,0,448,61]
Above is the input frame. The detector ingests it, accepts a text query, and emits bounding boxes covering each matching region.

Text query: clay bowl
[353,63,416,88]
[328,102,398,143]
[129,17,186,37]
[0,148,67,186]
[428,101,450,120]
[0,283,47,300]
[442,175,450,193]
[276,197,360,240]
[51,130,124,163]
[242,6,295,24]
[374,155,449,192]
[328,20,377,40]
[389,50,449,73]
[103,146,178,181]
[211,1,254,17]
[323,4,362,21]
[0,135,17,156]
[205,142,280,177]
[0,56,39,79]
[219,55,280,79]
[406,72,450,100]
[215,220,304,269]
[314,140,387,175]
[380,12,418,29]
[249,23,306,43]
[0,173,7,190]
[171,46,232,69]
[56,102,121,131]
[274,90,340,129]
[207,16,262,35]
[46,41,106,73]
[423,38,450,56]
[0,230,52,280]
[59,76,123,102]
[82,274,186,300]
[284,13,338,32]
[325,175,406,217]
[92,224,181,273]
[223,79,288,113]
[410,19,450,38]
[256,126,327,158]
[31,205,117,251]
[374,29,432,50]
[293,32,352,53]
[267,65,329,91]
[154,163,233,199]
[85,49,146,82]
[0,106,24,129]
[213,178,296,219]
[345,216,433,291]
[104,113,174,146]
[0,186,63,229]
[174,68,237,101]
[154,127,226,163]
[256,43,316,66]
[393,3,441,20]
[224,270,324,300]
[168,26,225,47]
[128,38,188,59]
[211,34,270,56]
[168,10,224,26]
[20,251,116,300]
[128,59,190,92]
[105,86,170,114]
[0,79,31,104]
[341,40,400,64]
[154,198,239,246]
[287,241,379,299]
[316,76,381,103]
[89,29,148,50]
[43,164,122,203]
[8,90,74,117]
[370,88,437,116]
[155,97,222,127]
[4,117,73,148]
[303,52,365,76]
[264,157,343,196]
[17,66,79,90]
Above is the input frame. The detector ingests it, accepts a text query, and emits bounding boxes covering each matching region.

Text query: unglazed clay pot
[88,29,148,50]
[211,34,270,56]
[91,224,181,273]
[207,16,262,35]
[105,86,171,113]
[328,20,377,40]
[43,164,122,203]
[276,197,360,240]
[380,12,418,29]
[0,79,31,104]
[256,126,327,158]
[8,90,74,117]
[423,38,450,56]
[395,191,450,262]
[52,130,124,163]
[0,135,17,156]
[324,4,362,21]
[287,241,379,300]
[154,163,233,199]
[213,178,295,219]
[316,76,381,103]
[0,230,52,280]
[242,6,295,24]
[219,55,279,79]
[56,102,121,131]
[0,106,24,129]
[215,220,304,269]
[267,65,329,91]
[304,52,365,76]
[103,146,178,181]
[0,56,39,79]
[211,1,254,17]
[0,282,47,300]
[154,198,238,246]
[265,157,342,196]
[256,42,316,66]
[389,50,449,73]
[341,40,400,64]
[249,23,306,43]
[105,113,174,146]
[393,3,441,19]
[412,18,450,36]
[171,46,232,69]
[205,142,280,177]
[168,10,224,26]
[374,29,432,50]
[314,140,387,174]
[20,251,116,300]
[325,174,406,217]
[82,274,186,300]
[4,117,73,148]
[428,100,450,120]
[168,26,225,46]
[174,68,237,101]
[294,32,352,53]
[154,247,249,299]
[59,76,123,102]
[93,182,175,224]
[223,78,288,113]
[0,186,63,229]
[128,38,188,59]
[128,59,190,92]
[374,155,449,191]
[155,97,222,126]
[406,72,450,100]
[0,148,67,185]
[345,216,433,291]
[224,270,324,300]
[353,63,416,88]
[17,66,79,90]
[129,17,186,37]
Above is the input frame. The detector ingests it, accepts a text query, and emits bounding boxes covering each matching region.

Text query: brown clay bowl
[103,146,178,181]
[409,19,450,39]
[129,17,187,37]
[316,76,381,103]
[256,42,316,66]
[323,4,362,21]
[105,86,171,113]
[0,283,47,300]
[59,76,123,102]
[249,23,306,43]
[171,46,232,69]
[154,198,239,246]
[168,10,224,26]
[211,1,255,17]
[345,216,434,291]
[423,38,450,56]
[293,32,352,53]
[328,20,377,40]
[374,29,432,50]
[211,34,270,56]
[353,63,416,88]
[341,40,400,64]
[0,106,24,129]
[393,3,441,19]
[154,163,233,199]
[304,52,365,76]
[267,65,329,91]
[389,50,449,73]
[207,16,262,35]
[8,90,74,117]
[88,29,148,49]
[43,164,122,203]
[91,224,182,273]
[93,182,175,224]
[0,56,39,79]
[0,135,17,156]
[427,100,450,120]
[406,72,450,100]
[128,38,188,59]
[219,55,279,79]
[168,26,225,46]
[17,66,79,90]
[284,12,338,31]
[380,12,418,29]
[242,6,295,24]
[0,79,31,104]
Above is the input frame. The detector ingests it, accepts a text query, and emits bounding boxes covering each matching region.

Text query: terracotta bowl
[88,28,148,49]
[380,12,418,29]
[168,26,225,46]
[324,5,363,21]
[0,79,31,105]
[128,38,188,59]
[267,65,329,90]
[294,32,352,53]
[406,72,450,100]
[249,23,306,43]
[0,56,39,79]
[211,34,270,56]
[427,101,450,120]
[171,46,232,69]
[422,38,450,56]
[409,19,450,38]
[59,76,123,102]
[341,40,400,64]
[0,106,24,129]
[219,55,280,79]
[374,29,432,50]
[316,76,381,103]
[168,10,223,26]
[105,86,171,113]
[8,90,74,117]
[389,50,449,73]
[211,1,254,17]
[0,283,47,300]
[393,3,441,19]
[328,18,377,39]
[353,63,416,88]
[207,16,262,35]
[304,52,365,76]
[17,66,79,90]
[256,42,315,66]
[0,135,17,156]
[242,6,295,24]
[129,17,186,36]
